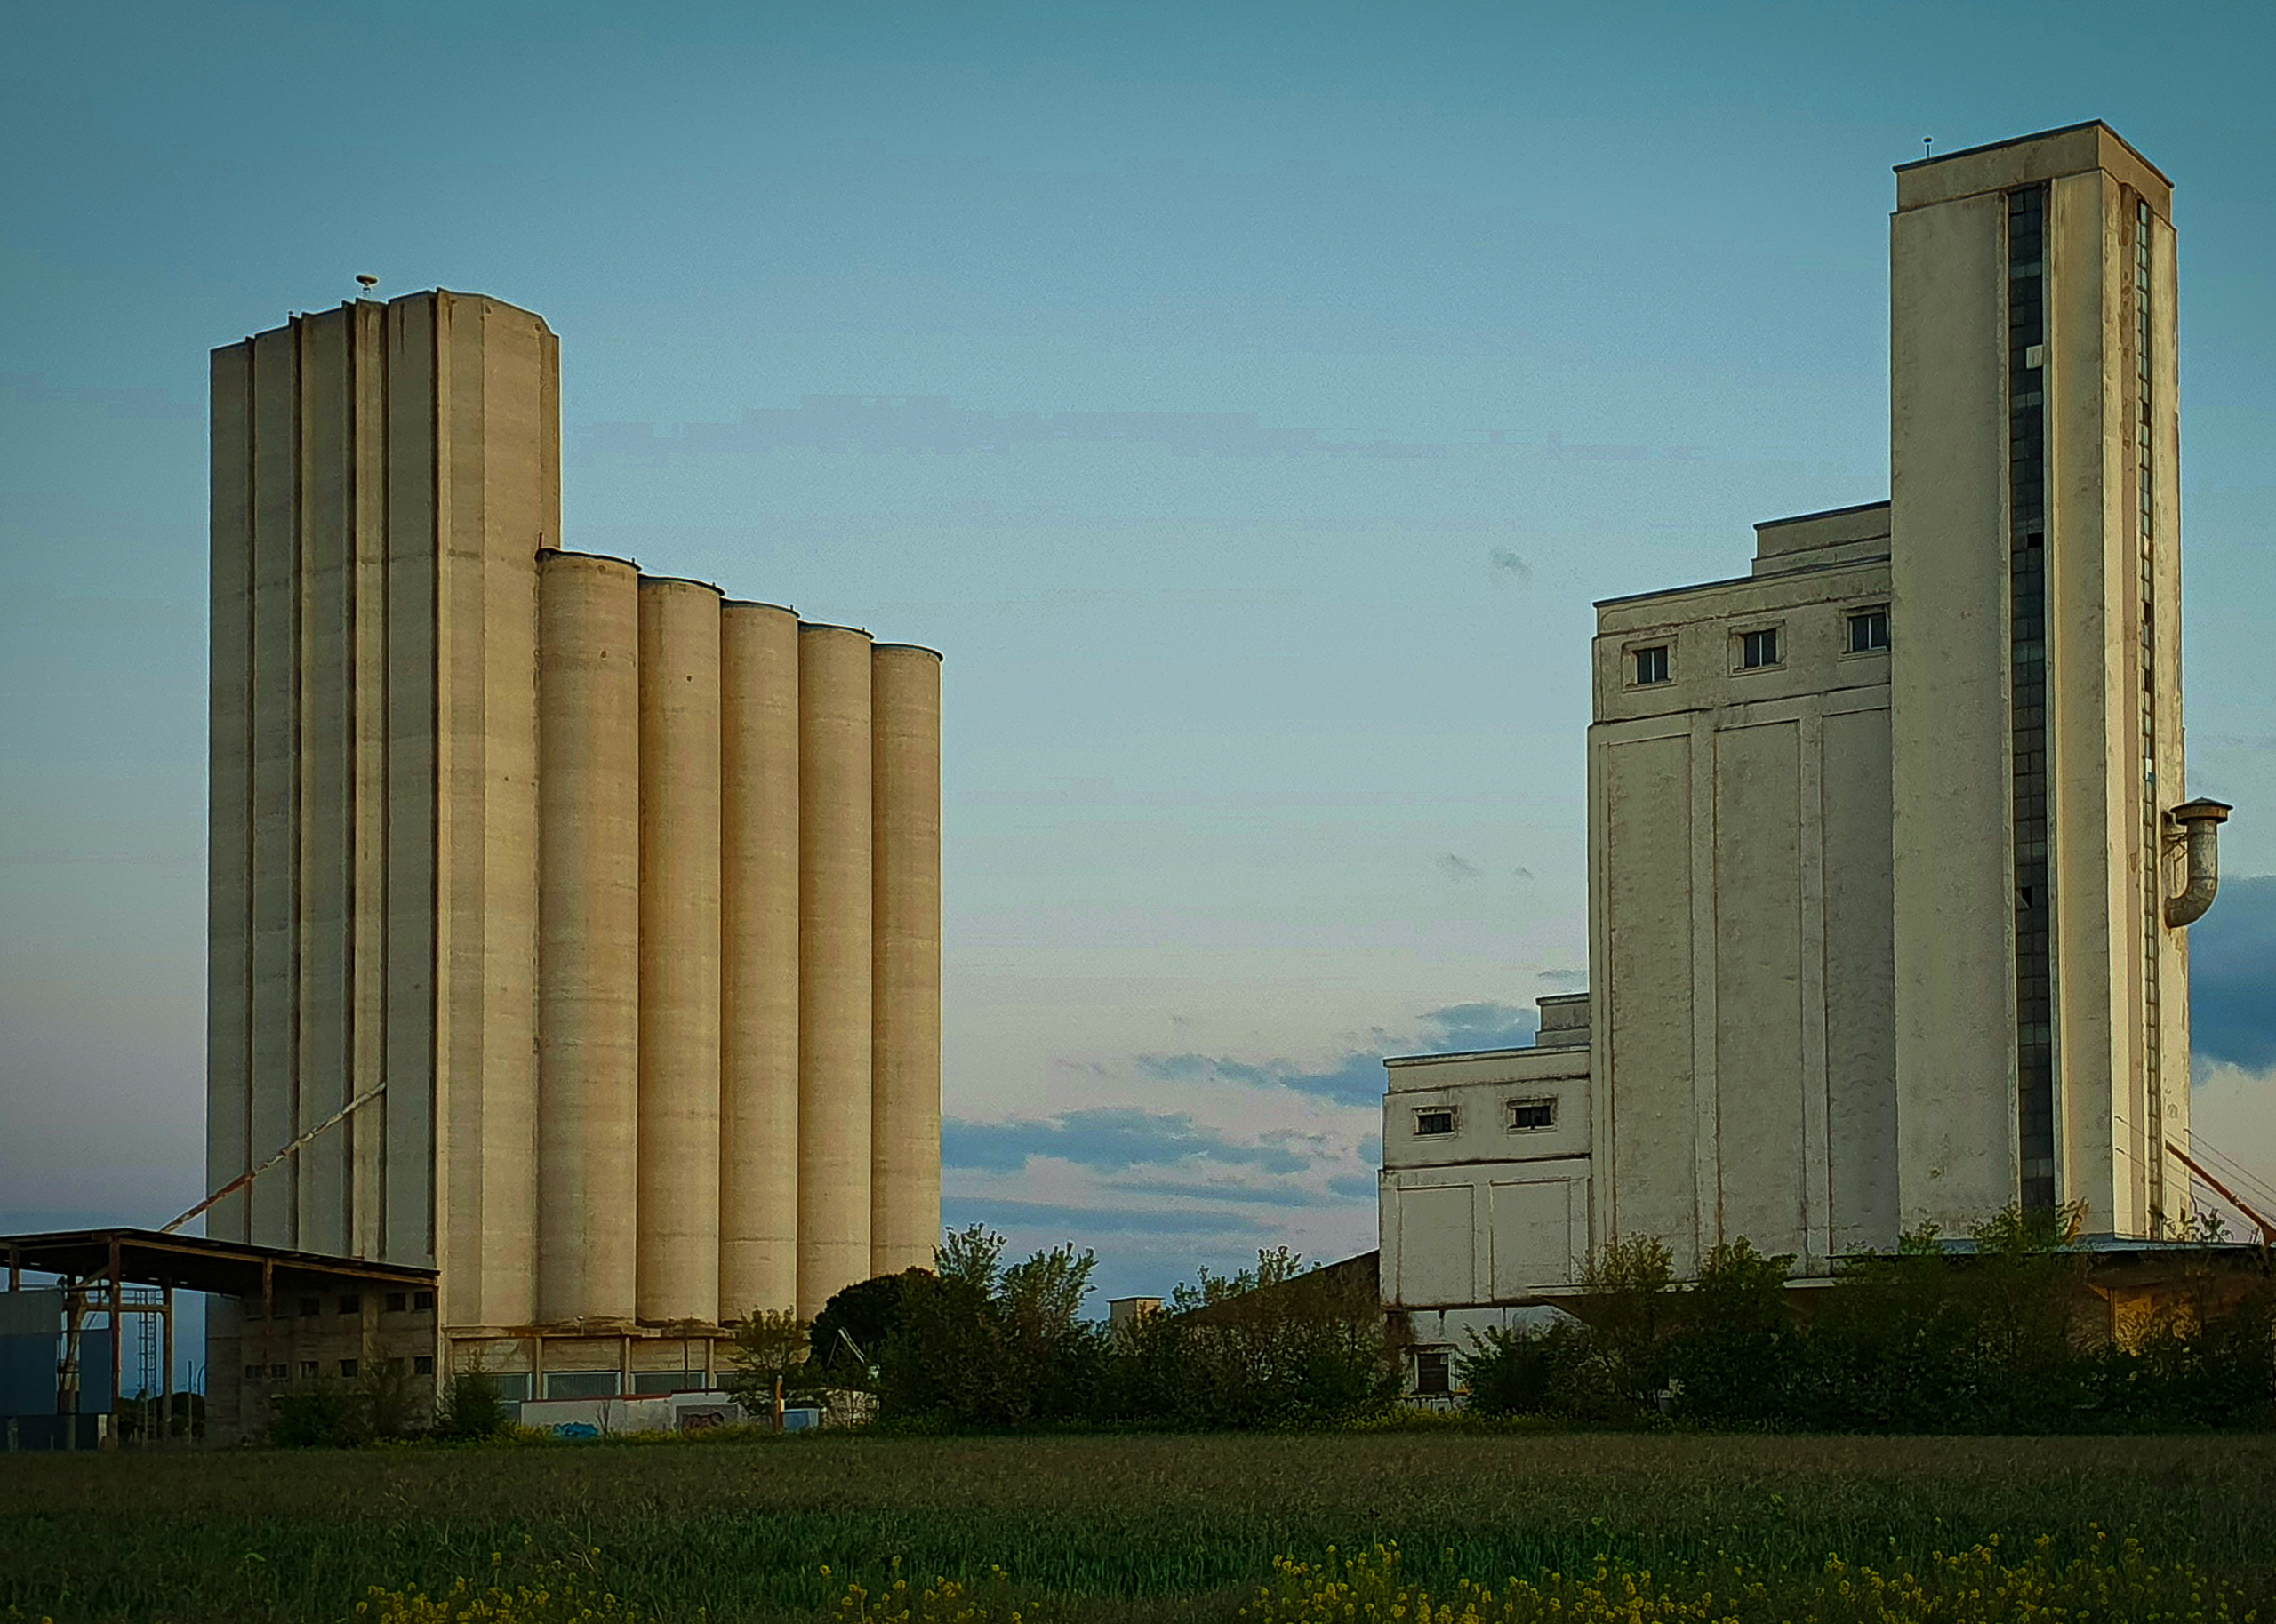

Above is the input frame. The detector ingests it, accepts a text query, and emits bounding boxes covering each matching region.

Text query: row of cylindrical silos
[534,550,941,1326]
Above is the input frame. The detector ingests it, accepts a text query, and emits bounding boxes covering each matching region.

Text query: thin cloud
[942,1107,1312,1176]
[1488,546,1532,582]
[1137,1000,1539,1106]
[1438,852,1483,881]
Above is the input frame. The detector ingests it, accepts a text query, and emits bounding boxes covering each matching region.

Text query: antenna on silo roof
[1923,136,1934,158]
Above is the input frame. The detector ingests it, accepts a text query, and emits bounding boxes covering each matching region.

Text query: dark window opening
[339,1358,359,1378]
[1847,609,1890,653]
[384,1292,407,1314]
[297,1296,321,1317]
[1739,627,1781,669]
[1414,1108,1456,1137]
[1632,644,1671,685]
[413,1291,435,1312]
[298,1361,319,1380]
[1509,1098,1557,1132]
[268,1364,287,1380]
[337,1294,360,1316]
[1414,1349,1453,1396]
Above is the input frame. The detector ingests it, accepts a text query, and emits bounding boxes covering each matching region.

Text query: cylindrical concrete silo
[796,622,875,1317]
[719,600,801,1320]
[637,576,725,1325]
[536,551,643,1324]
[870,643,942,1278]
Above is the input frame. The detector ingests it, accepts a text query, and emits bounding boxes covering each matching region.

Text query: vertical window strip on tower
[2008,184,2057,1212]
[2135,196,2163,1221]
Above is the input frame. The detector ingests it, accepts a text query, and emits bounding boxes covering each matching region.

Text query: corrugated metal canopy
[0,1228,435,1297]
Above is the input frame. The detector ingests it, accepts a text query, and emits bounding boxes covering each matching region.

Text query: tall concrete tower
[205,291,942,1436]
[1890,124,2214,1238]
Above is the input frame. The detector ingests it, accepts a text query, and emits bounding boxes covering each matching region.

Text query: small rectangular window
[1413,1107,1456,1137]
[268,1364,288,1380]
[1739,627,1781,669]
[243,1363,262,1380]
[1509,1098,1557,1132]
[1631,644,1670,686]
[337,1293,360,1316]
[298,1361,319,1380]
[413,1291,435,1312]
[384,1292,407,1314]
[298,1296,322,1317]
[1847,609,1890,653]
[339,1358,359,1379]
[1414,1348,1452,1396]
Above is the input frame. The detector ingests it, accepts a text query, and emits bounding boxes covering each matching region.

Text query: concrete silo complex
[201,292,942,1439]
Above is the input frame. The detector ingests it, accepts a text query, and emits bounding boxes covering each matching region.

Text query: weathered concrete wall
[720,601,802,1320]
[537,551,642,1324]
[870,644,942,1279]
[211,292,946,1395]
[636,579,725,1326]
[1591,554,1895,1276]
[796,624,875,1317]
[1892,128,2192,1242]
[208,292,558,1313]
[1889,188,2017,1236]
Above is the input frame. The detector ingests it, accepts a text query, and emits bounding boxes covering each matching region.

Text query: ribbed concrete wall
[537,551,643,1324]
[797,624,875,1317]
[205,340,253,1247]
[211,290,945,1390]
[870,644,942,1277]
[637,579,725,1324]
[720,602,802,1319]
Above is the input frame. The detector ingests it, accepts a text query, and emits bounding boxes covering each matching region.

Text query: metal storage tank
[796,622,875,1317]
[719,600,802,1320]
[637,577,725,1325]
[536,551,643,1324]
[870,643,943,1277]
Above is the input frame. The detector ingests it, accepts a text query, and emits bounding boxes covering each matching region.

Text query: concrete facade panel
[1599,731,1696,1259]
[636,579,725,1325]
[296,310,355,1259]
[870,644,942,1279]
[1397,1184,1476,1307]
[1822,706,1899,1254]
[381,293,440,1268]
[537,552,643,1324]
[1713,721,1807,1260]
[246,324,300,1249]
[719,603,801,1319]
[796,625,874,1317]
[1890,189,2019,1233]
[206,340,255,1246]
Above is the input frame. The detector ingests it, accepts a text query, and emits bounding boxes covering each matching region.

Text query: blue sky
[4,2,2274,1339]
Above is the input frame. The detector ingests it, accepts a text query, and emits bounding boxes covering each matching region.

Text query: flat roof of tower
[1894,118,2169,186]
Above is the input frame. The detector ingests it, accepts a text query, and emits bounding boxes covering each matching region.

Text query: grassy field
[5,1429,2276,1622]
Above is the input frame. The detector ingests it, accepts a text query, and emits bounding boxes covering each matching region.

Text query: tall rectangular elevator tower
[1890,124,2191,1238]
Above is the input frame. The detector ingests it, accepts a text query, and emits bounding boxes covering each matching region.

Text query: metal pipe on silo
[719,600,801,1321]
[797,623,874,1317]
[536,551,643,1324]
[870,643,942,1279]
[637,577,725,1326]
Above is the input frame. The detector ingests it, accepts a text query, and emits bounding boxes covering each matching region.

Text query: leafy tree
[724,1309,827,1414]
[811,1268,929,1385]
[876,1228,1105,1428]
[434,1367,509,1441]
